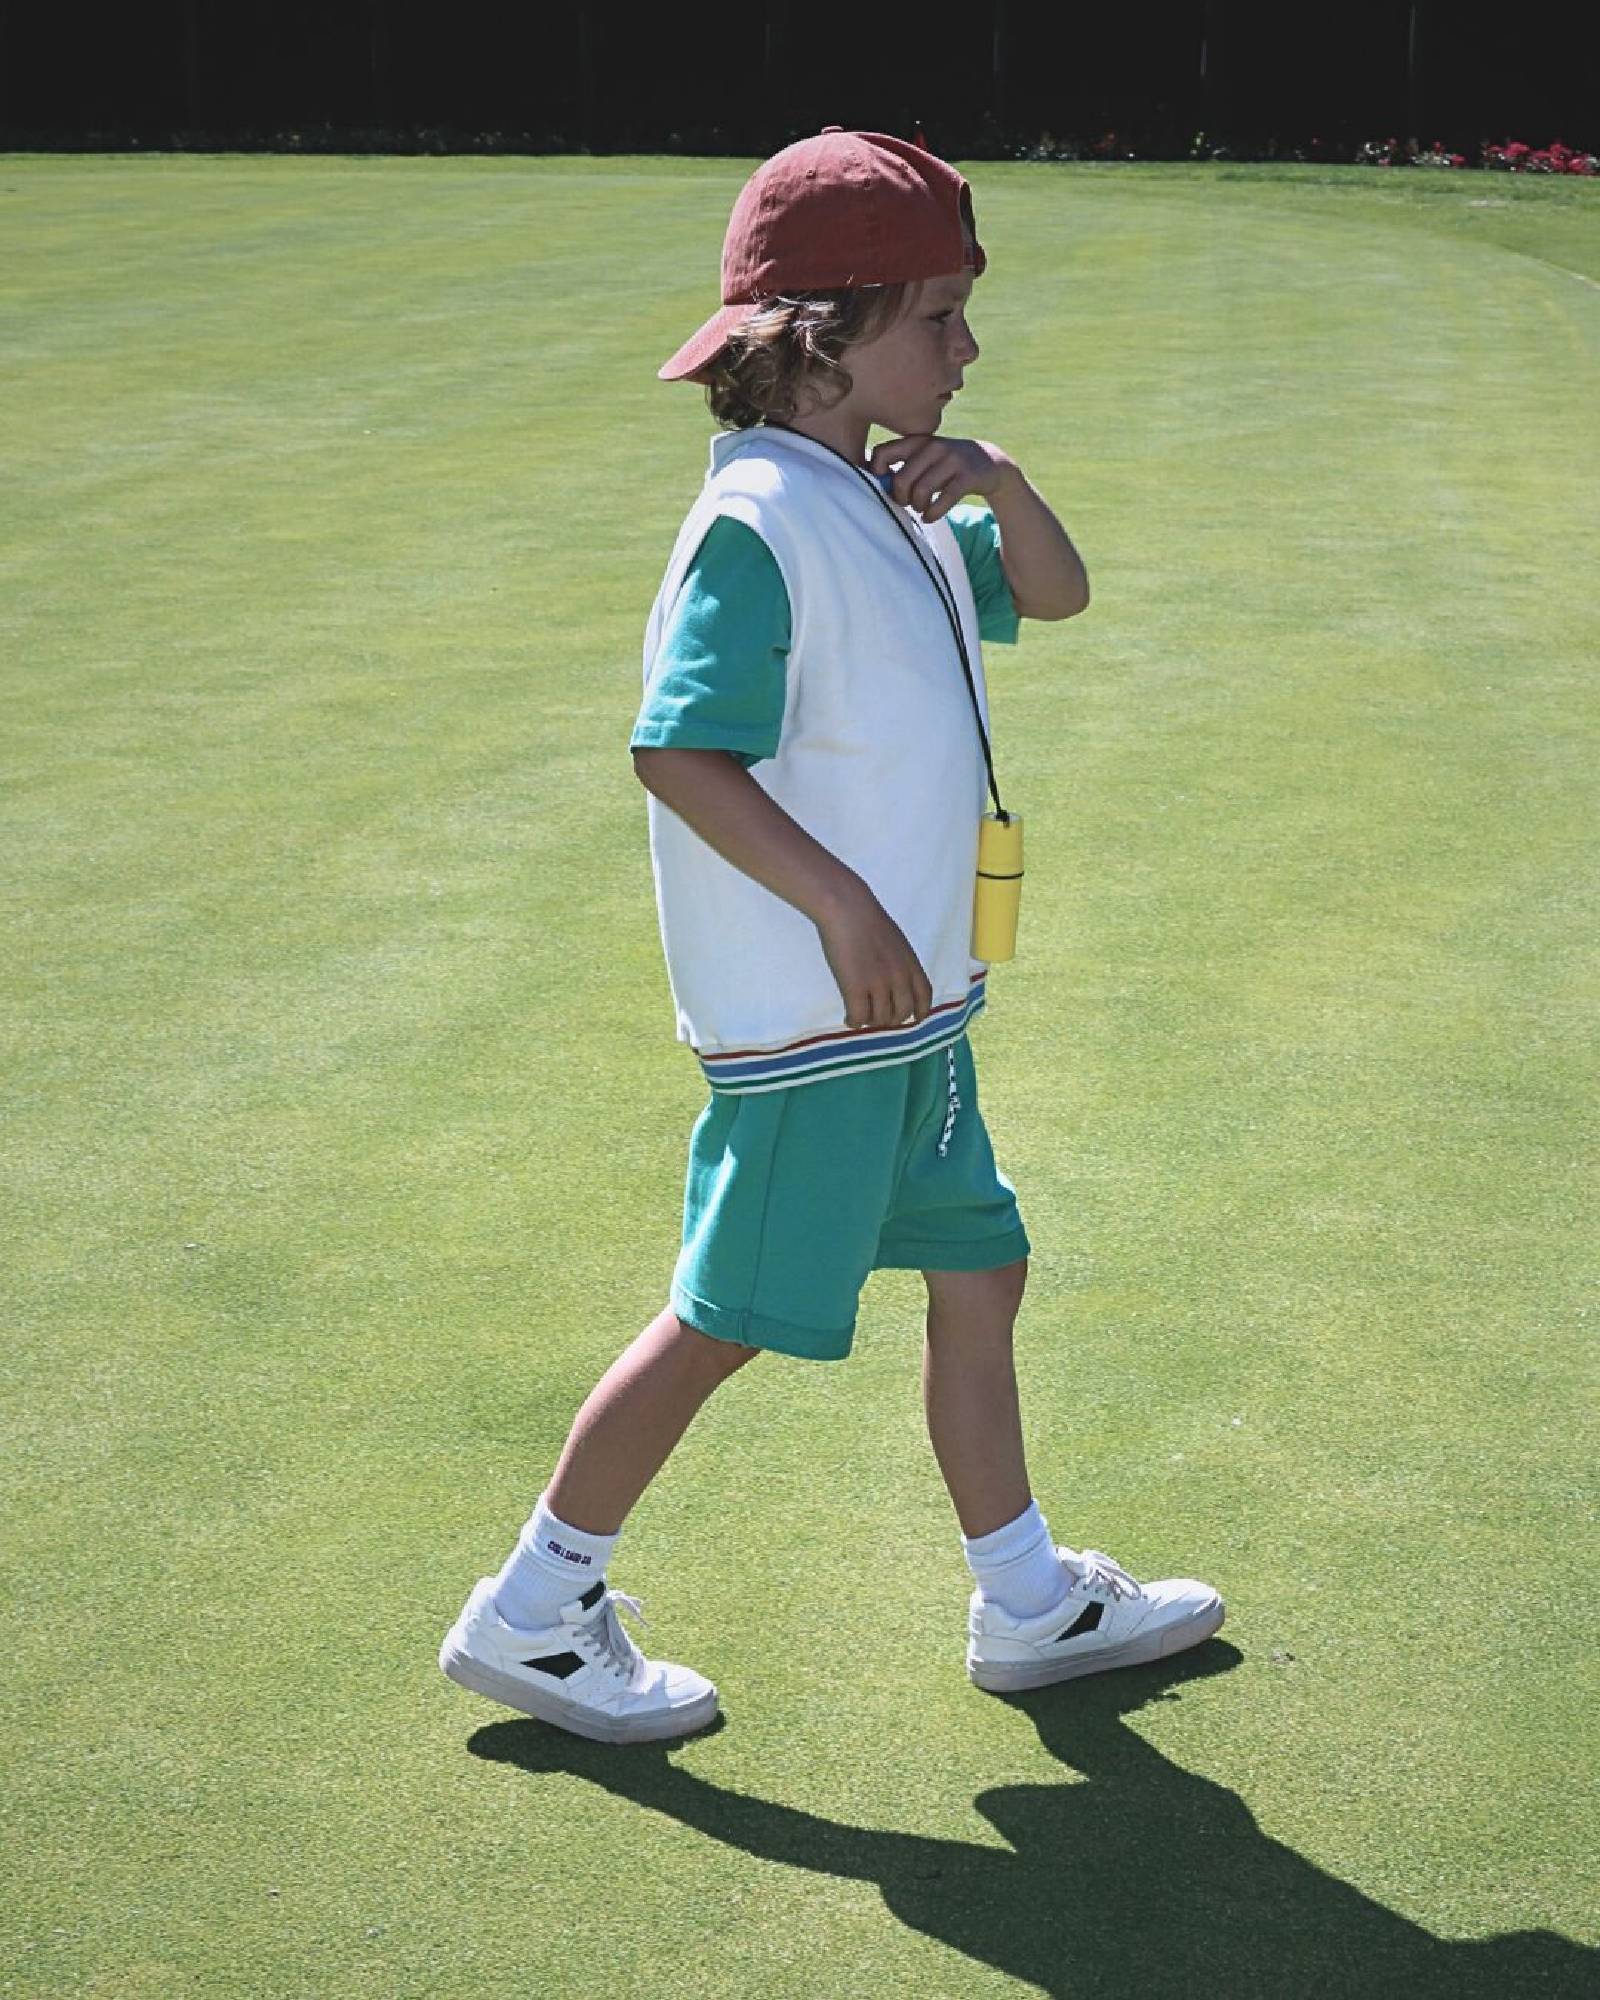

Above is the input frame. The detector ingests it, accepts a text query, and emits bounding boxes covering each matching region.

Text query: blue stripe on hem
[697,980,987,1094]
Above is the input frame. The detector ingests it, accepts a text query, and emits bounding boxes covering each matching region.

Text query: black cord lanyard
[765,424,1009,824]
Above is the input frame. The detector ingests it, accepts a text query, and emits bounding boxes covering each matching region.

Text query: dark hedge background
[1,1,1595,157]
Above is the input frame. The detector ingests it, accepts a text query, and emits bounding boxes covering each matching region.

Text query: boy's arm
[868,434,1090,620]
[984,459,1090,621]
[632,747,934,1031]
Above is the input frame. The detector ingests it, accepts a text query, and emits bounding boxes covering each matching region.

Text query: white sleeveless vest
[641,423,994,1093]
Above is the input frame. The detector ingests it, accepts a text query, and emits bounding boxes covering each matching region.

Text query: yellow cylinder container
[972,812,1024,963]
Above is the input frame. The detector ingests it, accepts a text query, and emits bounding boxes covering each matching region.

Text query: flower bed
[1355,136,1596,174]
[1012,128,1596,173]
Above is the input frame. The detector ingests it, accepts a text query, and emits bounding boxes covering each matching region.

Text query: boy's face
[822,264,980,440]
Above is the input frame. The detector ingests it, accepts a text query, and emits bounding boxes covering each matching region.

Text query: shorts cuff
[873,1221,1031,1273]
[670,1281,855,1363]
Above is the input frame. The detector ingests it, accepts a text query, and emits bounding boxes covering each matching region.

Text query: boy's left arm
[868,434,1089,620]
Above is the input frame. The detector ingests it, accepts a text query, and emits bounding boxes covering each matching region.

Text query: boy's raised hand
[868,435,1018,524]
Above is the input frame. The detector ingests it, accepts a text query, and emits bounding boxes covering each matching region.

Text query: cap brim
[658,302,760,383]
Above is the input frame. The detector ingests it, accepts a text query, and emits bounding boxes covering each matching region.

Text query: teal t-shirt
[632,501,1020,769]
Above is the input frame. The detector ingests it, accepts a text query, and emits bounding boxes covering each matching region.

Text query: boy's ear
[791,370,827,420]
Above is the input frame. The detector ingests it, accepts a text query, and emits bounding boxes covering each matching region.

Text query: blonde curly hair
[700,283,914,430]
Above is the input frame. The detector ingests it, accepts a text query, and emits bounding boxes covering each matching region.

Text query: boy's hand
[817,881,935,1030]
[868,435,1019,524]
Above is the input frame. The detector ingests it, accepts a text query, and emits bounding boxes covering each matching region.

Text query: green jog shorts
[671,1032,1030,1363]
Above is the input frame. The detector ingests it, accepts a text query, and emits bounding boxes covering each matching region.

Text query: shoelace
[1063,1547,1143,1603]
[576,1588,649,1684]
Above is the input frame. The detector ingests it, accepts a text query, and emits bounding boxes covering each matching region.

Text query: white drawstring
[937,1044,962,1157]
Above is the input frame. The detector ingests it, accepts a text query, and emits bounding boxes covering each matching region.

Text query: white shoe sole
[967,1593,1226,1693]
[439,1633,720,1744]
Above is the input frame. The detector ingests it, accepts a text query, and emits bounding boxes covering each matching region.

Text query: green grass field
[3,153,1597,1996]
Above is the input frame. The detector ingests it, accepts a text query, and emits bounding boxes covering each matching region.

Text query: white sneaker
[439,1575,719,1744]
[967,1545,1225,1693]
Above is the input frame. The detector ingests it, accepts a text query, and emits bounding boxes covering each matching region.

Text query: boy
[440,129,1224,1744]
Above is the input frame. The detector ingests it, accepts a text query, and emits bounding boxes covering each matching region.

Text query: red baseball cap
[658,127,986,384]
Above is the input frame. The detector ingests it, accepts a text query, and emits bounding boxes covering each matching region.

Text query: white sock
[962,1499,1071,1619]
[491,1491,620,1632]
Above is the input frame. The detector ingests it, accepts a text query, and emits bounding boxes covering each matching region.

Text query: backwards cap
[658,126,985,385]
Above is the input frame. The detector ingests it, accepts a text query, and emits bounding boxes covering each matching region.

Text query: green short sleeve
[946,501,1021,645]
[631,515,792,769]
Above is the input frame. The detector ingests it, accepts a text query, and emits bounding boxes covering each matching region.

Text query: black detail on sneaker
[1054,1601,1104,1643]
[520,1651,585,1680]
[578,1580,607,1611]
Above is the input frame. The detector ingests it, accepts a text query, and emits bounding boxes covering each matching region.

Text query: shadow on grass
[467,1641,1593,1997]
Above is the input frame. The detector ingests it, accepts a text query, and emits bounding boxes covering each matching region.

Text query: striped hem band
[696,973,987,1095]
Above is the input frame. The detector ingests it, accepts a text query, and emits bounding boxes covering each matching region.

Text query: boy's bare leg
[922,1261,1033,1540]
[544,1308,760,1536]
